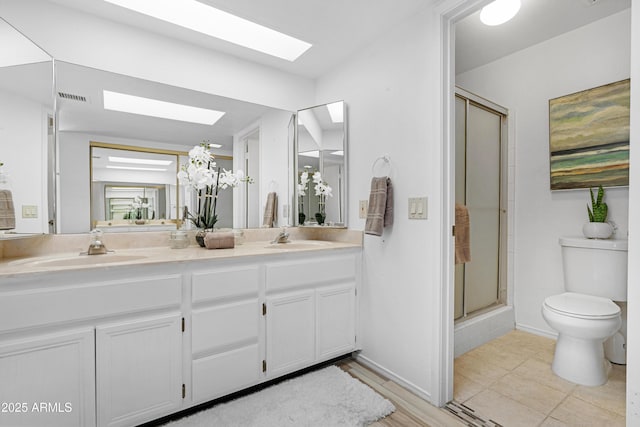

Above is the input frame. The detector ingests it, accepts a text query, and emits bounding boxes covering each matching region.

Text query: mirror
[55,61,293,233]
[295,101,347,227]
[0,18,53,236]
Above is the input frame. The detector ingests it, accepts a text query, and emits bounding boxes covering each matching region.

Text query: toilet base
[552,334,611,386]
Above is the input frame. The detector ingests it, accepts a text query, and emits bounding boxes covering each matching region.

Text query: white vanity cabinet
[0,328,95,427]
[0,246,360,427]
[0,272,183,427]
[264,253,357,378]
[190,265,262,404]
[96,313,183,427]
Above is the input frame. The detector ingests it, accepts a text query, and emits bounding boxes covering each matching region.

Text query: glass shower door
[455,93,504,319]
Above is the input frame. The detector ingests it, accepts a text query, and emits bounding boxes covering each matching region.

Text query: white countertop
[0,239,361,278]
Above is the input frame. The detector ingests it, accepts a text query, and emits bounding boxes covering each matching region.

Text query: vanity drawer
[192,266,260,303]
[192,299,260,356]
[0,275,182,333]
[265,255,356,292]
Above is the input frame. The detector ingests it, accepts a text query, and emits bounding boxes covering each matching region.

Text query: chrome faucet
[86,229,108,255]
[271,227,290,244]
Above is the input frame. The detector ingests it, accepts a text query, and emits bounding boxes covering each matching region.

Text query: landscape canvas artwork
[549,79,630,190]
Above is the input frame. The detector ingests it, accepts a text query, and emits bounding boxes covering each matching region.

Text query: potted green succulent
[583,185,613,239]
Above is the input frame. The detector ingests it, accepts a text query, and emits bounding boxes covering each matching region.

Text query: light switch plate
[408,197,427,219]
[359,200,368,219]
[22,205,38,219]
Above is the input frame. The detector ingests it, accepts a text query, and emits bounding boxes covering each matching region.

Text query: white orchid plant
[130,195,151,220]
[312,171,333,213]
[177,143,252,229]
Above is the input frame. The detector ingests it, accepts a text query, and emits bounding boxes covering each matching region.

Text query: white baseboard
[516,323,558,340]
[354,354,432,403]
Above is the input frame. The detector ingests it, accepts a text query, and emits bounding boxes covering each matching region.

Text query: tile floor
[454,329,626,426]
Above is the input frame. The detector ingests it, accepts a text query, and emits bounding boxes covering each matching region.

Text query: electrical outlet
[359,200,368,219]
[408,197,428,219]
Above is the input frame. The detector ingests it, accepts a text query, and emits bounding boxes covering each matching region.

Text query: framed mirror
[0,18,54,237]
[55,61,293,233]
[295,101,347,227]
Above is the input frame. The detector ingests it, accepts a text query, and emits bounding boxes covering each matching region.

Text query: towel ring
[371,155,392,177]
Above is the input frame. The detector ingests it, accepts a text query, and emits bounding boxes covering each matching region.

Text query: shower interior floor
[453,329,626,426]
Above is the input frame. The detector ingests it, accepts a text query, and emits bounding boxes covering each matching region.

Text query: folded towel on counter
[262,192,278,228]
[455,203,471,264]
[204,231,235,249]
[0,189,15,230]
[365,177,393,236]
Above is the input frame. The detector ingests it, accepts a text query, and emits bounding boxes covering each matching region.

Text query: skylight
[299,150,320,158]
[103,90,225,125]
[327,102,344,123]
[104,0,312,61]
[108,156,173,166]
[106,165,168,172]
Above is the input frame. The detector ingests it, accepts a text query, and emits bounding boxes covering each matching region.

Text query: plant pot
[195,229,207,247]
[582,222,613,239]
[315,212,326,226]
[298,212,306,226]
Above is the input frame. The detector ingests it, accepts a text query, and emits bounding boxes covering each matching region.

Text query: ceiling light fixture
[106,165,167,172]
[208,143,223,149]
[104,0,312,61]
[480,0,521,26]
[103,90,225,125]
[326,102,344,123]
[108,156,173,166]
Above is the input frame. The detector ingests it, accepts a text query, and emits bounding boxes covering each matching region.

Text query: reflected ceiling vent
[58,92,87,102]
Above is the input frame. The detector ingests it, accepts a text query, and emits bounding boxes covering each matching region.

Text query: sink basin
[265,240,333,250]
[10,253,148,268]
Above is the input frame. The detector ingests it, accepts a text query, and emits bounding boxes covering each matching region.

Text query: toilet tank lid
[559,236,627,251]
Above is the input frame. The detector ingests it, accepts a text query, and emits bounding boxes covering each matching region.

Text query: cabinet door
[266,290,315,377]
[191,300,261,403]
[316,284,356,360]
[96,313,182,427]
[0,328,95,427]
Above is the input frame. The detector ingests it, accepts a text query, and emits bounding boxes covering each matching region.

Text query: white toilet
[542,237,627,386]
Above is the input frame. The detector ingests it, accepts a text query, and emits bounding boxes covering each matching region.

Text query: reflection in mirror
[0,18,53,237]
[295,101,347,227]
[55,61,293,233]
[90,144,182,232]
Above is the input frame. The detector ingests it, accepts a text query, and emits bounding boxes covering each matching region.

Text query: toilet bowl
[542,237,627,386]
[542,292,621,386]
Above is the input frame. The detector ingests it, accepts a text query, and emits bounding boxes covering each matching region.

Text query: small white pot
[582,222,613,239]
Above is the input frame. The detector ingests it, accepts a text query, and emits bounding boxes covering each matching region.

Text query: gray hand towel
[262,192,278,228]
[365,177,393,236]
[0,189,16,230]
[455,203,471,264]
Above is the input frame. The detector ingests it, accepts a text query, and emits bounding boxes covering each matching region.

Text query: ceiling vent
[58,92,87,102]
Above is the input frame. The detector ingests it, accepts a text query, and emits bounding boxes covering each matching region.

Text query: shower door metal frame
[454,87,508,321]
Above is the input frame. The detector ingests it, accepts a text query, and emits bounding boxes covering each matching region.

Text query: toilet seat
[544,292,620,320]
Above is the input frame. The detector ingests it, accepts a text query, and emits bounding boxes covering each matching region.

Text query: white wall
[315,5,445,401]
[0,0,314,113]
[626,2,639,423]
[259,110,294,227]
[0,89,49,234]
[456,10,631,336]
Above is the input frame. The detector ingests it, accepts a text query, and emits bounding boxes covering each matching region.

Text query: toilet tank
[560,237,628,301]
